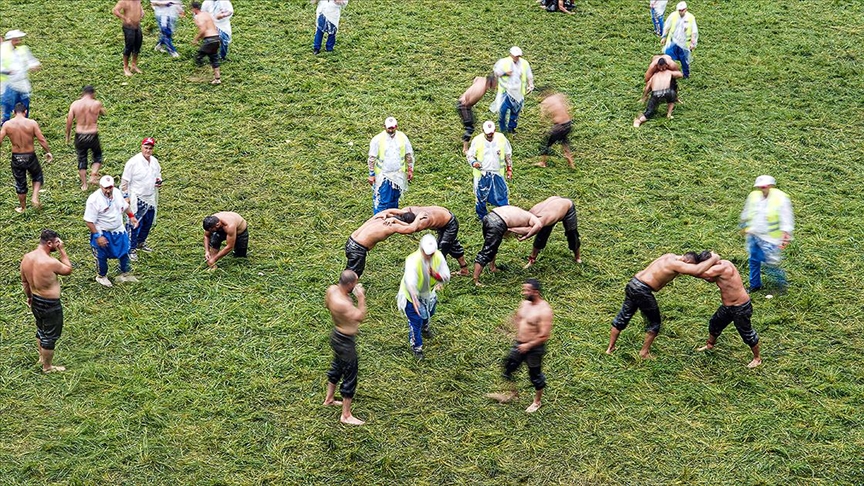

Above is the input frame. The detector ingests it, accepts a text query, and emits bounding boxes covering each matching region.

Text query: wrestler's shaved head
[393,211,416,224]
[339,270,358,286]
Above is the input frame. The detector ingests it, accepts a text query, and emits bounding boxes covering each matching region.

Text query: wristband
[127,212,135,218]
[368,171,375,177]
[94,232,103,238]
[123,193,130,199]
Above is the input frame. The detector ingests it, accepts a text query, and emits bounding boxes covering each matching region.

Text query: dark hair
[40,229,60,243]
[393,210,416,224]
[525,278,541,292]
[486,74,497,87]
[82,85,95,94]
[657,58,668,67]
[13,103,26,114]
[339,269,358,286]
[696,250,712,263]
[191,1,201,9]
[203,216,220,231]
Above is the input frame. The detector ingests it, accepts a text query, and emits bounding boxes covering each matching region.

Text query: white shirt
[84,188,129,233]
[316,0,347,25]
[201,0,233,36]
[650,1,668,15]
[669,12,698,50]
[740,192,794,245]
[467,134,512,173]
[121,153,162,208]
[1,42,39,93]
[397,251,451,311]
[368,131,413,190]
[493,57,534,103]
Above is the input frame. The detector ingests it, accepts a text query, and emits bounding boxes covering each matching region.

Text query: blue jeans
[475,173,509,220]
[747,234,787,289]
[1,87,30,123]
[665,43,691,78]
[128,200,156,248]
[313,14,337,52]
[156,15,178,54]
[651,8,665,36]
[217,29,231,60]
[498,95,523,133]
[406,297,436,352]
[372,179,401,215]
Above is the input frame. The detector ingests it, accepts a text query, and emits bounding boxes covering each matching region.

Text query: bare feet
[485,392,517,404]
[474,281,485,287]
[81,184,88,191]
[42,365,66,373]
[132,66,143,74]
[340,415,365,426]
[638,351,654,360]
[525,401,541,413]
[523,257,536,269]
[697,344,714,352]
[605,346,615,355]
[533,161,547,168]
[575,253,582,264]
[633,118,642,128]
[667,114,674,120]
[457,267,470,277]
[323,399,343,406]
[15,207,25,213]
[488,264,499,273]
[31,201,42,210]
[124,68,133,77]
[747,358,762,368]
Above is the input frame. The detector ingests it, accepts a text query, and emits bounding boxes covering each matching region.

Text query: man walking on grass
[121,137,162,261]
[492,46,534,134]
[324,270,367,425]
[661,2,698,78]
[487,279,553,413]
[606,250,719,359]
[112,0,145,77]
[697,259,762,368]
[66,85,107,190]
[467,121,512,220]
[740,175,793,294]
[191,2,222,85]
[20,229,73,373]
[85,176,140,287]
[397,234,451,359]
[201,0,233,61]
[536,90,574,168]
[0,103,52,213]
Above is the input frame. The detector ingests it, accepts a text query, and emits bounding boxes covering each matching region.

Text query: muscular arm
[20,265,32,301]
[516,215,544,241]
[54,247,73,276]
[112,2,125,20]
[672,253,720,277]
[33,124,51,159]
[390,212,430,234]
[209,226,236,264]
[374,208,404,220]
[65,107,74,142]
[698,261,725,280]
[519,305,553,352]
[0,124,6,149]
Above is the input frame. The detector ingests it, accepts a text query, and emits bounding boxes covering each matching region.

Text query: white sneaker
[96,276,113,287]
[170,51,180,58]
[128,251,138,262]
[154,44,166,53]
[116,273,139,283]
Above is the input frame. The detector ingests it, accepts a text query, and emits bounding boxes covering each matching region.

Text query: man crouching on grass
[698,259,762,368]
[486,279,553,413]
[203,211,247,269]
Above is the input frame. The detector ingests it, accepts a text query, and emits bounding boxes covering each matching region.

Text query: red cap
[141,137,156,146]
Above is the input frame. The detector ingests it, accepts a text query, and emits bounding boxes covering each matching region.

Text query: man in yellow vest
[367,116,414,214]
[740,175,794,293]
[466,121,512,220]
[1,30,41,124]
[492,46,534,134]
[661,2,698,78]
[397,234,450,359]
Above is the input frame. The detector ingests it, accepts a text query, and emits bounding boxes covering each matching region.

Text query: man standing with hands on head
[397,234,451,359]
[20,229,73,373]
[368,116,414,214]
[66,85,106,190]
[323,270,367,426]
[740,175,793,294]
[122,137,162,261]
[0,102,52,213]
[85,176,139,287]
[492,46,534,134]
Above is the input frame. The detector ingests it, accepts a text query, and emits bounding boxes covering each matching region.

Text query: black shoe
[421,326,432,338]
[748,286,763,294]
[413,349,424,360]
[507,128,517,134]
[313,49,320,55]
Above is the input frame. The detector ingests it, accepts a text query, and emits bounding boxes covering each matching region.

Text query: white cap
[384,117,398,128]
[482,120,496,134]
[676,2,687,10]
[99,175,115,188]
[509,46,523,57]
[753,175,776,187]
[420,234,438,256]
[5,29,26,40]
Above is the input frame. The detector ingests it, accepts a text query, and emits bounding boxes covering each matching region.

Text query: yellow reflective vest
[744,189,788,240]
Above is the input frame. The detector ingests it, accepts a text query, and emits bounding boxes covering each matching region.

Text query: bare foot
[525,401,541,413]
[456,268,470,276]
[485,392,517,404]
[323,399,343,406]
[568,162,575,169]
[747,358,762,368]
[697,344,714,352]
[42,365,66,373]
[31,202,42,210]
[523,258,535,269]
[605,347,615,355]
[15,207,25,213]
[340,415,365,426]
[633,118,642,127]
[474,281,485,287]
[638,351,655,360]
[124,68,133,77]
[667,114,674,120]
[488,265,499,273]
[533,161,547,168]
[132,66,143,74]
[81,184,88,191]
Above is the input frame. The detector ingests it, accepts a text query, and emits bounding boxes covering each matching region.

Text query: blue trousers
[664,43,691,78]
[372,179,401,215]
[498,95,523,133]
[406,297,436,352]
[217,29,230,60]
[156,15,178,54]
[313,15,337,52]
[651,8,665,36]
[128,200,156,248]
[475,173,509,220]
[91,231,131,276]
[1,87,30,123]
[747,234,787,289]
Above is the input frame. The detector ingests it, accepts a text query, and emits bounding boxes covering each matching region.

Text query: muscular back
[703,260,750,306]
[325,285,361,335]
[20,250,63,299]
[213,211,247,235]
[70,98,104,133]
[529,197,572,226]
[1,118,40,152]
[401,206,450,229]
[540,94,571,125]
[459,77,491,107]
[195,11,218,37]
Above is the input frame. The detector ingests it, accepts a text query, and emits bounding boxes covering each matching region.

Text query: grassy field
[1,0,863,483]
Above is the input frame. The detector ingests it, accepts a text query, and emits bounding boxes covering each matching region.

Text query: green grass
[1,0,864,483]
